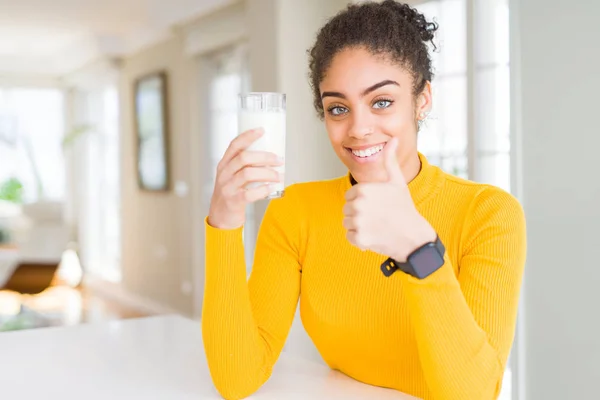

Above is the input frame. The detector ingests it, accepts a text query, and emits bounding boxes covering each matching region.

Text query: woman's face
[320,47,431,183]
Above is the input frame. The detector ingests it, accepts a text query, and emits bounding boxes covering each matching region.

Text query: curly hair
[308,0,438,119]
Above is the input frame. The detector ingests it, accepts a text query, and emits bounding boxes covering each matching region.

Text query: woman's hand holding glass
[207,128,284,230]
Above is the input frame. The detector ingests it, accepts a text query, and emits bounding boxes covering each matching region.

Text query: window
[0,88,65,202]
[417,0,469,179]
[416,0,511,192]
[96,87,121,280]
[68,86,121,282]
[473,0,511,192]
[415,1,513,399]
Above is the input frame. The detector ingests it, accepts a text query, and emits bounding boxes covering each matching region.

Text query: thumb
[383,138,405,184]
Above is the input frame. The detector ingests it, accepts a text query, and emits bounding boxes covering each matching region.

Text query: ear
[415,81,433,121]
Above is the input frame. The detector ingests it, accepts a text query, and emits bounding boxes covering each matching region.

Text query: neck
[401,152,422,185]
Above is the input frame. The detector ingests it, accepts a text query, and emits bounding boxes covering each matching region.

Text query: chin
[340,152,382,181]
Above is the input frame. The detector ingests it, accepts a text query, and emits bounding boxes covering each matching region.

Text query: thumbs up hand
[343,138,436,262]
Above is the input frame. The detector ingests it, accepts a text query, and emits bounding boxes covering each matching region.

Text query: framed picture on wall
[134,71,170,192]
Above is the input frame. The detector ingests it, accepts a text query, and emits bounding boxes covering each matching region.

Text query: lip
[344,142,387,151]
[345,143,386,164]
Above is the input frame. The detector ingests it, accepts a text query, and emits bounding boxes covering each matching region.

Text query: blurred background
[0,0,595,399]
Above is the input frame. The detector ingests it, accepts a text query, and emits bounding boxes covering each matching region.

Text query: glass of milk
[238,92,286,199]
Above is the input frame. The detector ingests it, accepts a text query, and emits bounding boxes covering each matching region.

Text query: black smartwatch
[380,236,446,279]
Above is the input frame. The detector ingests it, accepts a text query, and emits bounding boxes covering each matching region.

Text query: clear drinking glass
[238,92,286,199]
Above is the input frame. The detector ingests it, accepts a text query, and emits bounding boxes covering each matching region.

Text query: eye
[327,105,348,116]
[373,99,394,109]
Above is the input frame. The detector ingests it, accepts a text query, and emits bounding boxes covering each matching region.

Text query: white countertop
[0,315,418,399]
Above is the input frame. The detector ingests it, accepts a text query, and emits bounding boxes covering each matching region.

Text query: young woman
[202,1,526,399]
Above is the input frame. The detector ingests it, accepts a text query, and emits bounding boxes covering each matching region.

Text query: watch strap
[380,235,445,278]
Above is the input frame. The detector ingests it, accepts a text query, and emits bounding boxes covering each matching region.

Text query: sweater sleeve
[201,186,304,400]
[400,188,527,400]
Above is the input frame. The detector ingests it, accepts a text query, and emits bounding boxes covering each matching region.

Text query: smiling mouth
[345,143,385,158]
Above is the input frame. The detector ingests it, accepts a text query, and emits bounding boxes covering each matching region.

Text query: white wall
[514,0,600,398]
[120,35,197,316]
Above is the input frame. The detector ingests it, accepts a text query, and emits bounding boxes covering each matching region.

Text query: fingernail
[278,172,285,182]
[277,156,285,164]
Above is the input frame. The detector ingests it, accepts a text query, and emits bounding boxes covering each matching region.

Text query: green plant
[62,124,93,150]
[0,313,45,332]
[0,177,23,204]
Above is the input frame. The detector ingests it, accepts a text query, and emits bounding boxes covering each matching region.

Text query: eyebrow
[320,79,400,100]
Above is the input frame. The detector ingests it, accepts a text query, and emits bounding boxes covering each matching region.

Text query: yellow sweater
[202,153,527,400]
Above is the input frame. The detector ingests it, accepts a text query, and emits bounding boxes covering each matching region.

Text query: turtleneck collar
[345,152,444,206]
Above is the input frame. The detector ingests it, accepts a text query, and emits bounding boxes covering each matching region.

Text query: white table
[0,315,418,399]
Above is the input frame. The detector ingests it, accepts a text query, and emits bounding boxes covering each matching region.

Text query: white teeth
[351,144,384,158]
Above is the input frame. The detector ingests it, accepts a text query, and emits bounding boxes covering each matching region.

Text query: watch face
[409,243,445,279]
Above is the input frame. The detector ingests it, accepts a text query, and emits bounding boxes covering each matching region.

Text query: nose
[348,108,374,140]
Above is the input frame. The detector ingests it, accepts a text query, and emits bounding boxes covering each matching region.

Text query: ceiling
[0,0,229,77]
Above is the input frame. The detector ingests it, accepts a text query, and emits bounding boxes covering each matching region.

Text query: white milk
[238,109,286,197]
